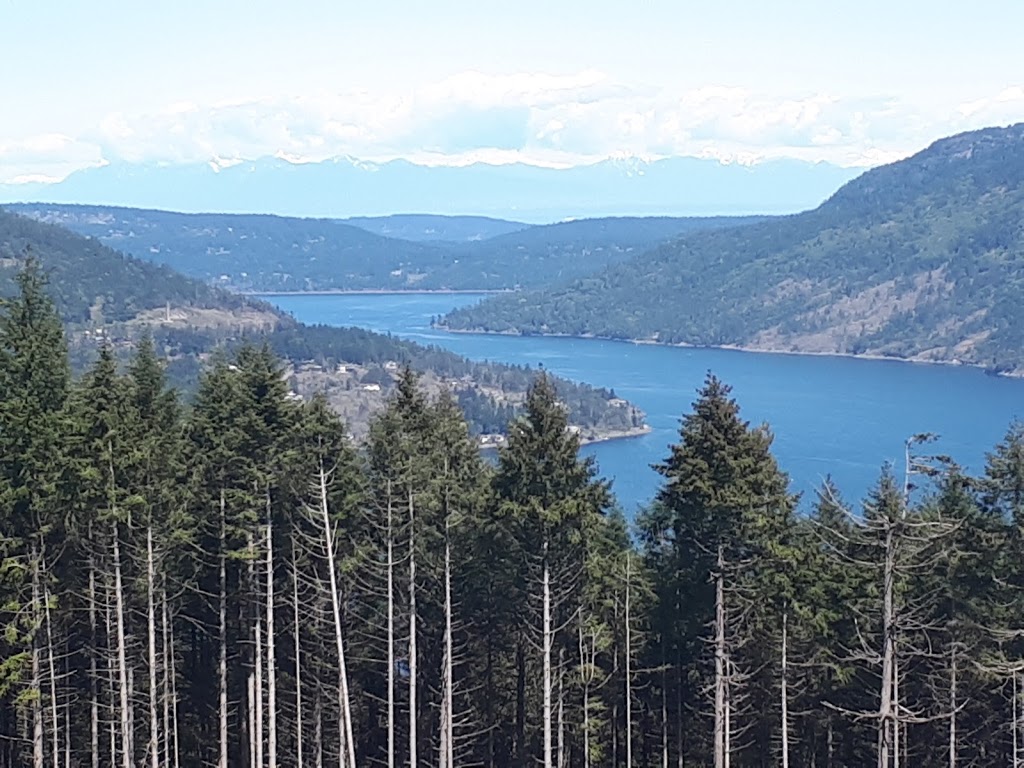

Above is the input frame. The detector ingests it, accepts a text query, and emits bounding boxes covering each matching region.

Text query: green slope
[441,123,1024,374]
[0,208,646,438]
[6,203,763,291]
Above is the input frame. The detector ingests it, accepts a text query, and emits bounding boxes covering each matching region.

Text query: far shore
[435,325,1024,379]
[248,288,509,296]
[479,423,653,452]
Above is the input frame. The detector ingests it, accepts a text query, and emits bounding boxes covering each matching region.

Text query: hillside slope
[0,209,647,440]
[7,204,763,291]
[342,214,529,241]
[442,123,1024,374]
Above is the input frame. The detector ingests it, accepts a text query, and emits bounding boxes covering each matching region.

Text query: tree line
[1,261,1024,768]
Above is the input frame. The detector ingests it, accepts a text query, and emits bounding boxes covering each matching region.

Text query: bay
[268,292,1024,514]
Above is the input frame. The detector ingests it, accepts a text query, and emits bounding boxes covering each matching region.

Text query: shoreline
[436,326,1024,379]
[479,423,653,452]
[248,289,509,296]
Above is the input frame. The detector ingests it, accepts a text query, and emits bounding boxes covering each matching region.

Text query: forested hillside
[442,123,1024,374]
[2,270,1023,767]
[0,212,645,439]
[343,213,529,241]
[7,203,762,291]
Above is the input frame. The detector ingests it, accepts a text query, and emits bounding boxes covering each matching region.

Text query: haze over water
[269,293,1024,514]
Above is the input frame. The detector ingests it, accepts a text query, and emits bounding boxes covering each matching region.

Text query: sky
[2,0,1023,183]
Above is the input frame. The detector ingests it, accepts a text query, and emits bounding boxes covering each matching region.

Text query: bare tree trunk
[557,649,565,768]
[440,514,454,768]
[661,649,669,768]
[625,553,633,768]
[267,508,278,768]
[147,527,159,768]
[318,462,356,768]
[542,535,553,768]
[714,545,726,768]
[32,552,44,768]
[112,521,131,768]
[893,651,900,768]
[162,586,170,768]
[387,487,395,768]
[106,579,117,768]
[219,490,229,768]
[948,647,956,768]
[724,659,731,768]
[408,492,418,768]
[169,606,180,768]
[253,532,264,768]
[248,673,257,768]
[781,608,789,768]
[44,583,59,768]
[879,524,895,768]
[314,688,323,768]
[1014,673,1019,768]
[293,549,304,768]
[90,549,99,768]
[579,622,590,768]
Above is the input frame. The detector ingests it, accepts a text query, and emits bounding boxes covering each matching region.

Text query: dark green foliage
[2,257,1024,766]
[443,123,1024,372]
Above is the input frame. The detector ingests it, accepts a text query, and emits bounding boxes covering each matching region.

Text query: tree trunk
[32,551,44,768]
[440,514,454,768]
[219,490,229,768]
[266,503,278,768]
[948,646,956,768]
[625,553,633,768]
[318,461,356,768]
[44,583,59,768]
[314,688,323,768]
[661,647,669,768]
[106,579,117,768]
[387,486,396,768]
[248,673,257,768]
[408,492,418,768]
[579,622,590,768]
[714,545,726,768]
[879,524,895,768]
[781,608,789,768]
[293,548,304,768]
[253,532,264,768]
[89,546,99,768]
[112,521,132,768]
[147,526,160,768]
[543,535,553,768]
[557,648,565,768]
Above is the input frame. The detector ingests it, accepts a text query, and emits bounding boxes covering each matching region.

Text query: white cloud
[3,73,1023,182]
[0,133,104,184]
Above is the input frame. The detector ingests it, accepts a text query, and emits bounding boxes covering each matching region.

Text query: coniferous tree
[651,373,793,768]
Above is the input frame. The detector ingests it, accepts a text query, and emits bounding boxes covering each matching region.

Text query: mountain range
[441,123,1024,376]
[0,155,860,222]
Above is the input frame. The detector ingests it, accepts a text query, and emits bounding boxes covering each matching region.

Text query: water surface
[269,292,1024,514]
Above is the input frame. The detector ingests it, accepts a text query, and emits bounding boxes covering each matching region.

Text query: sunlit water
[267,293,1024,515]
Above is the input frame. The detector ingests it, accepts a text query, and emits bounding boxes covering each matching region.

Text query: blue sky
[2,0,1023,182]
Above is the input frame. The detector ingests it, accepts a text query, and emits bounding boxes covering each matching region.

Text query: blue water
[269,293,1024,514]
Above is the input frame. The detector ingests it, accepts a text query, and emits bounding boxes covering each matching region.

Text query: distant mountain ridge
[6,204,766,291]
[0,154,860,222]
[441,123,1024,375]
[343,214,529,242]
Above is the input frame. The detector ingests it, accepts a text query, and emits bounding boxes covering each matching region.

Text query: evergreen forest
[4,261,1024,768]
